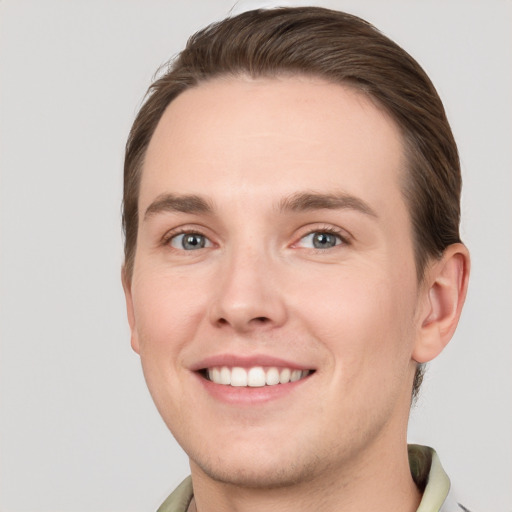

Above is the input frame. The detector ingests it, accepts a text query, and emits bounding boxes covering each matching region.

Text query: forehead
[140,76,406,216]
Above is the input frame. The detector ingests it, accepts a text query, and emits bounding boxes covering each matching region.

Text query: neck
[189,435,421,512]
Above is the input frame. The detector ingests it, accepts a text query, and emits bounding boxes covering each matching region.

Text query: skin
[123,76,469,512]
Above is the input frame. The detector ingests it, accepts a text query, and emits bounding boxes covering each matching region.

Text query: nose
[208,246,287,333]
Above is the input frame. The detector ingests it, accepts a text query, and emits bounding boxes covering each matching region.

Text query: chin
[186,436,337,490]
[193,457,321,489]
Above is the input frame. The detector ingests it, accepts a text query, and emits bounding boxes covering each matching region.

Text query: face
[124,76,428,488]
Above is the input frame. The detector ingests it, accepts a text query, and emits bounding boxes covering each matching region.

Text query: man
[121,7,470,512]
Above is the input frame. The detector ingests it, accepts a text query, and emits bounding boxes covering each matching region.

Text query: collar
[158,445,460,512]
[409,444,453,511]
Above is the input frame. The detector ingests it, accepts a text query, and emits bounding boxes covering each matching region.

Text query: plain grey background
[0,1,510,511]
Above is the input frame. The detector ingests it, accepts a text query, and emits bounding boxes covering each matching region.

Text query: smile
[204,366,312,387]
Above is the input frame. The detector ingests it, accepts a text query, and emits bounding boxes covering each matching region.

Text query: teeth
[290,369,302,382]
[206,366,311,387]
[248,367,266,387]
[266,367,280,386]
[279,368,291,384]
[219,366,231,385]
[231,367,247,387]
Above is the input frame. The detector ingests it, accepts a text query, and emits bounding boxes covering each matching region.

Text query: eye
[297,231,344,249]
[169,232,212,250]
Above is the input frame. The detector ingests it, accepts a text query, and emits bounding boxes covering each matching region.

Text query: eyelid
[159,223,351,251]
[161,225,215,249]
[292,224,351,246]
[171,233,212,250]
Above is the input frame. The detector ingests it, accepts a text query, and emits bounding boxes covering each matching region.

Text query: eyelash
[162,228,212,250]
[295,225,350,250]
[161,225,351,252]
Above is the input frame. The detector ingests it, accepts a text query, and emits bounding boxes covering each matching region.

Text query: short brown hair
[122,7,462,398]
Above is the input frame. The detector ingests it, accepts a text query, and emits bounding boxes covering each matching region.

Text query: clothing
[157,445,469,512]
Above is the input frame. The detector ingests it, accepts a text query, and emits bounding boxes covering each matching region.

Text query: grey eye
[298,232,342,249]
[170,233,211,250]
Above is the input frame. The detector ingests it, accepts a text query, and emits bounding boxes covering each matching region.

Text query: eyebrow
[277,192,378,218]
[144,193,213,220]
[143,191,378,220]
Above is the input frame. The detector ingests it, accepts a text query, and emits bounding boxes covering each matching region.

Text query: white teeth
[279,368,291,384]
[219,366,231,385]
[247,367,266,387]
[290,369,302,382]
[205,366,312,387]
[231,367,248,387]
[265,367,280,386]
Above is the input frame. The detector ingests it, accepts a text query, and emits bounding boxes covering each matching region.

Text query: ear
[412,243,470,363]
[121,266,140,354]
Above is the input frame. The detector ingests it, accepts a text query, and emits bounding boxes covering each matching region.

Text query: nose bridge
[209,236,286,331]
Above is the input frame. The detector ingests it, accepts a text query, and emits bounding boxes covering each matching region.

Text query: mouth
[200,366,314,387]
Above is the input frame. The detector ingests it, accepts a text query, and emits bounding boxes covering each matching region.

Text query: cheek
[346,283,418,399]
[131,271,207,421]
[294,269,417,374]
[131,269,209,356]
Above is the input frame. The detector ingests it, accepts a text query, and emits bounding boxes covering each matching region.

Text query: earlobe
[412,243,470,363]
[121,266,141,354]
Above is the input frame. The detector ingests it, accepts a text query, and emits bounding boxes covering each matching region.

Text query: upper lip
[190,354,314,372]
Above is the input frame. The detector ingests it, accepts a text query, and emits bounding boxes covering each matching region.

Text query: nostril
[214,315,274,330]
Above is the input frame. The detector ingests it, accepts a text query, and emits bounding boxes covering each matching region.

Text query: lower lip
[195,372,312,405]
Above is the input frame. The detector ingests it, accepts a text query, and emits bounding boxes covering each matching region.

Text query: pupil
[183,234,204,250]
[314,233,335,248]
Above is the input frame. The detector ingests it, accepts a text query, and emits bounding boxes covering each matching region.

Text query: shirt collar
[158,445,456,512]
